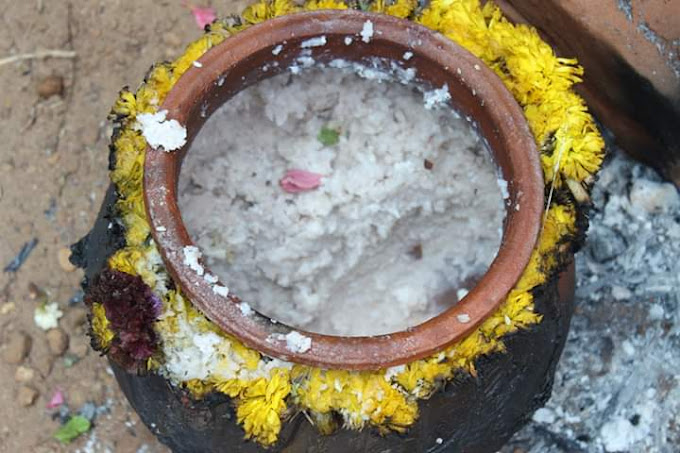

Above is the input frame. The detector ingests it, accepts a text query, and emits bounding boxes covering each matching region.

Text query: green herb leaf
[317,127,340,146]
[54,415,91,444]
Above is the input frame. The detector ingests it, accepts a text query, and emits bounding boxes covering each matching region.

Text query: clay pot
[75,10,575,453]
[144,10,544,370]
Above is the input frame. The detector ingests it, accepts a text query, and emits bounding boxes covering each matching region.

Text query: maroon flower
[85,268,160,372]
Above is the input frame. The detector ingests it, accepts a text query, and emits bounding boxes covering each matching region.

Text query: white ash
[179,66,503,336]
[532,407,557,424]
[182,245,204,276]
[272,44,283,55]
[403,51,413,60]
[192,61,203,68]
[300,36,327,48]
[136,110,187,152]
[456,313,471,323]
[344,36,353,46]
[268,331,313,353]
[239,302,253,317]
[503,153,680,453]
[284,331,312,353]
[384,364,406,381]
[158,290,293,384]
[212,284,229,297]
[203,273,218,284]
[360,20,374,43]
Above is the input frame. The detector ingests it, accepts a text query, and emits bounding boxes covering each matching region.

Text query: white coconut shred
[178,66,504,336]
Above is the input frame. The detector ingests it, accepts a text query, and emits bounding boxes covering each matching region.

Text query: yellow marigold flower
[370,0,417,18]
[185,379,215,398]
[305,0,348,10]
[91,302,114,349]
[236,369,291,445]
[110,89,138,120]
[242,0,299,24]
[213,377,249,398]
[273,0,299,16]
[146,64,174,100]
[108,249,138,275]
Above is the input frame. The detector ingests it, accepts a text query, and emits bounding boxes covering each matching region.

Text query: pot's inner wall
[177,54,505,336]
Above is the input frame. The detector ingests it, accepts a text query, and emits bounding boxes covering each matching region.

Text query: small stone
[69,336,90,359]
[36,75,65,99]
[79,402,97,421]
[14,366,35,383]
[611,285,632,301]
[63,353,80,368]
[69,387,88,409]
[17,386,39,407]
[589,227,627,262]
[532,407,556,424]
[600,417,637,452]
[162,32,182,47]
[27,283,47,303]
[46,328,69,356]
[648,304,665,321]
[629,178,680,214]
[57,247,77,272]
[621,340,636,356]
[64,306,88,331]
[33,354,54,378]
[3,331,32,364]
[0,302,15,315]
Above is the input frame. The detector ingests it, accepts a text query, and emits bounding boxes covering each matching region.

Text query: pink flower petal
[280,169,323,193]
[46,389,65,409]
[190,6,216,29]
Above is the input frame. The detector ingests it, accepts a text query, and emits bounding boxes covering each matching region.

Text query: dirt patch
[0,1,248,451]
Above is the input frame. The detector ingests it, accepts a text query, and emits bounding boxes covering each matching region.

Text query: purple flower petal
[280,169,323,193]
[46,389,65,409]
[190,6,216,29]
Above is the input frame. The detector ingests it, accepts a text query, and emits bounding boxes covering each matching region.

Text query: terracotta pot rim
[143,10,544,370]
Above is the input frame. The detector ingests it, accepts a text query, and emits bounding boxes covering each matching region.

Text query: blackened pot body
[74,185,575,453]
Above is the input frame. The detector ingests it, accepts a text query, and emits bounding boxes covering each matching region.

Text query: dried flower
[279,169,323,193]
[85,269,160,372]
[34,302,63,331]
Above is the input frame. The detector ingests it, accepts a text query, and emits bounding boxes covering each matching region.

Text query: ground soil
[0,1,249,451]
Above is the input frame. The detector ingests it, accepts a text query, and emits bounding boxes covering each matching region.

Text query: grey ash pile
[505,152,680,453]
